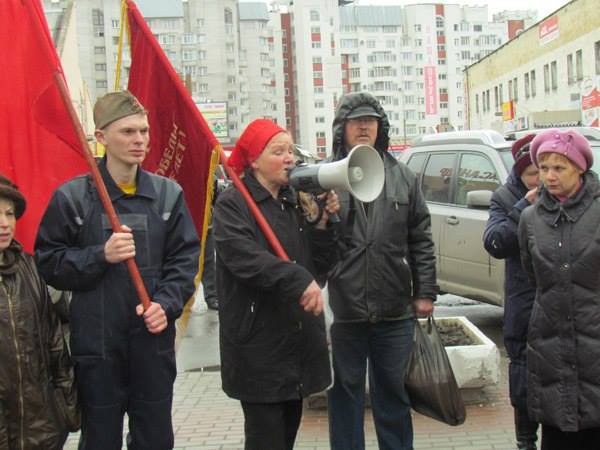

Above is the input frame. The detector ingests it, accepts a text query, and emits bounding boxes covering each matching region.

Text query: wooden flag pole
[53,71,152,310]
[217,148,290,261]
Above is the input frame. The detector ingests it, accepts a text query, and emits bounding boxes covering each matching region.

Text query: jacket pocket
[156,321,176,354]
[383,198,409,246]
[236,299,259,343]
[102,213,151,268]
[47,380,81,433]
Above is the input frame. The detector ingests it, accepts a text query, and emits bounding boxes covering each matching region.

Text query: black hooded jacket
[328,92,438,322]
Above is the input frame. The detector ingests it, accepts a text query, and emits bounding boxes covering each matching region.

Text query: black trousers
[541,425,600,450]
[75,325,177,450]
[241,399,303,450]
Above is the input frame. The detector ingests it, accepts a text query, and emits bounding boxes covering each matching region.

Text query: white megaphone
[288,144,385,203]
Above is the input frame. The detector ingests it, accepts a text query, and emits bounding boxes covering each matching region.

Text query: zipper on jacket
[360,200,372,321]
[1,282,25,450]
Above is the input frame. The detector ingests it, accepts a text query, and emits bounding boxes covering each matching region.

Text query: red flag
[0,0,88,253]
[126,0,218,242]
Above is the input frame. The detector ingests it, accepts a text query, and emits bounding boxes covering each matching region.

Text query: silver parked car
[400,128,600,307]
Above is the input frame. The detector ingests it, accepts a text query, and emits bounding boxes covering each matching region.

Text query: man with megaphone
[326,92,439,450]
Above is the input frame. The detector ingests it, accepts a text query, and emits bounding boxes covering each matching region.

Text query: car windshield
[498,148,514,172]
[591,146,600,175]
[499,145,600,176]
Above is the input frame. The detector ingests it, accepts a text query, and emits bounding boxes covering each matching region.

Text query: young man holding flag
[35,91,200,450]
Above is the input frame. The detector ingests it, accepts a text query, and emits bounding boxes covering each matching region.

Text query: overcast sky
[352,0,571,20]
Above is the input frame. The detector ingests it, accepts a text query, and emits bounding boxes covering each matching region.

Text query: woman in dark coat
[0,175,78,449]
[518,129,600,450]
[483,134,539,450]
[213,119,339,450]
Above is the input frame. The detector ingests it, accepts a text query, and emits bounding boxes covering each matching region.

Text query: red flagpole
[53,72,152,310]
[218,148,290,261]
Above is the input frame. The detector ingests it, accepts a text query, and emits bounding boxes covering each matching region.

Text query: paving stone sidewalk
[65,298,522,449]
[65,365,518,450]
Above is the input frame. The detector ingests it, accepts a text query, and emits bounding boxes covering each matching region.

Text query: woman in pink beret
[518,128,600,449]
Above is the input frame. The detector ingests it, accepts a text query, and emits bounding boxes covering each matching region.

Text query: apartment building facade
[238,2,286,130]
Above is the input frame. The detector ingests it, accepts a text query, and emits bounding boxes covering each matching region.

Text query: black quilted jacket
[519,171,600,431]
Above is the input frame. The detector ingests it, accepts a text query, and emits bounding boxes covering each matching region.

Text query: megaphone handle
[315,195,341,224]
[328,212,341,224]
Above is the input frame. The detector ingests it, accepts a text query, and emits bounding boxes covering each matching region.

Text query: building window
[576,49,583,81]
[436,16,444,28]
[525,72,530,98]
[473,24,482,32]
[95,63,106,71]
[315,116,325,123]
[92,9,104,26]
[531,70,537,97]
[94,46,105,54]
[312,42,321,49]
[495,86,499,108]
[183,34,197,45]
[96,80,107,88]
[513,77,518,102]
[567,53,575,85]
[310,10,320,21]
[543,63,550,93]
[414,24,421,32]
[596,41,600,75]
[224,8,233,24]
[551,61,558,91]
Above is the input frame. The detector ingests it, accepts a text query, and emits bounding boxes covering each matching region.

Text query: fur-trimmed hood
[331,92,390,160]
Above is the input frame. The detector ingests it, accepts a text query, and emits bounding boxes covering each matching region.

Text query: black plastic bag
[405,317,466,426]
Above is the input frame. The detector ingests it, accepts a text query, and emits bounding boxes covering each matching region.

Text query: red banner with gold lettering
[126,0,218,240]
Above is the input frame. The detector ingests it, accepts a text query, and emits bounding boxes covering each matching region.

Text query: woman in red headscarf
[213,119,339,450]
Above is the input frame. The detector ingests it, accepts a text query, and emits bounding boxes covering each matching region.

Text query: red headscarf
[227,119,286,175]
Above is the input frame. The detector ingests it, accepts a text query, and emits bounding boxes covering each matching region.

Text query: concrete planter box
[307,315,499,409]
[428,316,500,389]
